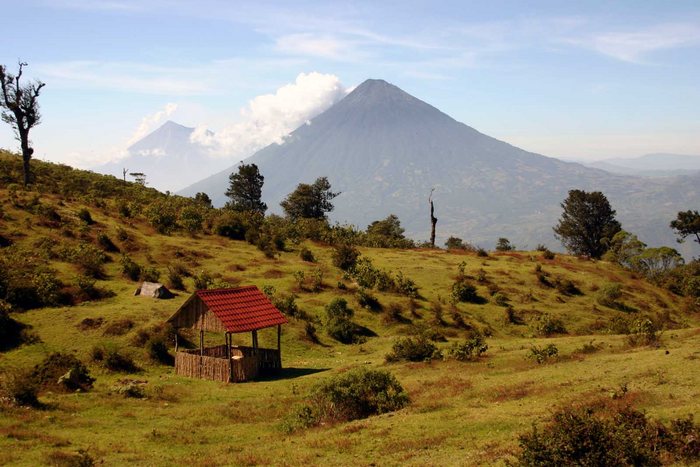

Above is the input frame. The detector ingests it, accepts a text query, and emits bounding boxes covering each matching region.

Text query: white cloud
[127,103,178,146]
[565,23,700,63]
[275,34,351,58]
[191,72,347,158]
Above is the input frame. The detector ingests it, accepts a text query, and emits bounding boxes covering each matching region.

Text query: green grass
[1,157,699,465]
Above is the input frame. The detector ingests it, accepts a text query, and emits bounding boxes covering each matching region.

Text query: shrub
[120,254,142,281]
[146,336,173,365]
[554,278,581,296]
[532,313,567,336]
[395,272,419,298]
[179,206,203,234]
[146,201,178,234]
[1,369,40,407]
[273,293,300,317]
[325,298,366,344]
[448,331,488,361]
[32,270,64,306]
[516,403,700,466]
[385,335,440,362]
[356,288,381,311]
[597,282,623,307]
[111,379,146,398]
[495,237,514,251]
[166,267,185,291]
[451,279,481,303]
[193,270,213,290]
[92,346,139,373]
[332,243,360,271]
[299,247,315,262]
[96,233,119,252]
[140,266,160,283]
[66,243,107,278]
[527,344,559,364]
[445,236,469,250]
[476,247,488,257]
[77,208,94,225]
[286,367,409,431]
[31,352,95,392]
[627,318,661,347]
[382,303,406,324]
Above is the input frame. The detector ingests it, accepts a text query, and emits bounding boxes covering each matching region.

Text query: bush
[120,254,141,281]
[516,403,700,466]
[92,346,139,373]
[146,336,173,365]
[325,298,363,344]
[2,369,40,407]
[476,247,489,257]
[527,344,559,364]
[496,237,514,251]
[493,292,510,307]
[554,278,581,296]
[77,208,95,225]
[451,279,481,303]
[299,246,315,262]
[193,270,213,290]
[65,243,107,278]
[385,335,440,362]
[332,243,360,271]
[356,288,381,311]
[103,318,134,336]
[532,313,567,336]
[597,283,623,307]
[395,272,419,298]
[140,266,160,283]
[627,318,661,347]
[448,331,488,361]
[285,367,409,431]
[96,233,119,252]
[31,352,95,392]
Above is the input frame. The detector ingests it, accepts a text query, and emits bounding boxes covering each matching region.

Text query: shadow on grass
[258,367,330,381]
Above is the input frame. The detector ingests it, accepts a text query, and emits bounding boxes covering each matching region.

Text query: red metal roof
[195,286,288,333]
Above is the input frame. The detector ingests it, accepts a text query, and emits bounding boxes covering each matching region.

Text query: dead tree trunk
[429,189,437,247]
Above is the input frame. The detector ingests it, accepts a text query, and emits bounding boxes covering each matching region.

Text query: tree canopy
[0,62,45,186]
[225,163,267,214]
[670,210,700,245]
[280,177,339,220]
[553,189,621,259]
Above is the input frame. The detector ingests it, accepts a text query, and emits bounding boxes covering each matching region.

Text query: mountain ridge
[175,79,699,257]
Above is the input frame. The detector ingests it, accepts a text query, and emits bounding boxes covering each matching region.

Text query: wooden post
[252,330,258,353]
[174,332,179,353]
[226,332,233,383]
[277,324,282,369]
[199,329,204,378]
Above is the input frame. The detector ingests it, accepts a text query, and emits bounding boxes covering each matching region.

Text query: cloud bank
[190,72,346,158]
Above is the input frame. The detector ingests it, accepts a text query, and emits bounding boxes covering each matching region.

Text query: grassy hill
[1,151,699,465]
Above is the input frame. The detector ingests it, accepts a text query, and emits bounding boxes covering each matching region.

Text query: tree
[429,189,438,247]
[225,163,266,214]
[445,236,467,250]
[670,210,700,245]
[193,192,213,208]
[0,62,45,187]
[495,238,514,251]
[280,177,339,220]
[553,189,621,259]
[367,214,405,239]
[129,172,146,186]
[602,230,646,268]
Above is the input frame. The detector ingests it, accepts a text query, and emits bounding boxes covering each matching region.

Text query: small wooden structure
[168,286,288,383]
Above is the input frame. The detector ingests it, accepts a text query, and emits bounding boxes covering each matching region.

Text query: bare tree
[429,188,438,247]
[0,62,45,186]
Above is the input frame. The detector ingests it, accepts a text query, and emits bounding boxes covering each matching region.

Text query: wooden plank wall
[169,297,227,333]
[174,347,280,382]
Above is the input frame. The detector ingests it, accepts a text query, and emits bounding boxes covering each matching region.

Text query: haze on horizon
[1,0,699,169]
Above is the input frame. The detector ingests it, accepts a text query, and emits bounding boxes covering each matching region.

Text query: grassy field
[1,161,699,465]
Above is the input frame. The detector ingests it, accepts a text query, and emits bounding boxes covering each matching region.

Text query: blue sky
[1,0,699,167]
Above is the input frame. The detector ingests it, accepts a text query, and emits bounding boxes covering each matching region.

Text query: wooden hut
[168,286,288,383]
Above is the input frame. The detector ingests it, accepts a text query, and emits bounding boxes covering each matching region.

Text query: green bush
[140,266,160,283]
[627,318,661,347]
[451,279,481,303]
[96,233,119,252]
[91,345,139,373]
[597,282,623,307]
[332,243,360,271]
[167,266,185,291]
[495,237,514,251]
[77,208,94,225]
[448,331,488,361]
[527,344,559,364]
[1,368,40,407]
[31,352,95,392]
[299,246,315,262]
[325,298,364,344]
[532,313,567,336]
[395,272,418,298]
[516,403,700,466]
[284,367,409,432]
[385,335,440,362]
[193,270,213,290]
[146,336,173,365]
[64,243,107,278]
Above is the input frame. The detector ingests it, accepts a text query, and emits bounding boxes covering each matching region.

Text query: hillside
[1,153,699,465]
[179,79,700,258]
